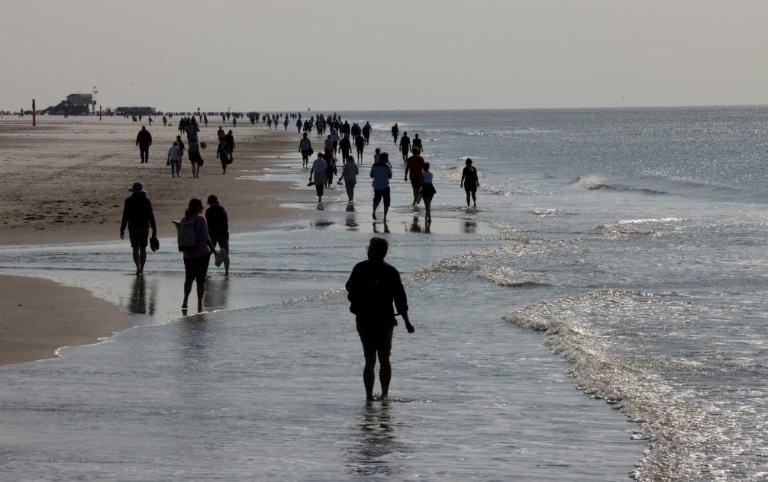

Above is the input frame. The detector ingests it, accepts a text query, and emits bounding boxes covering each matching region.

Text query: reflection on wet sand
[345,204,359,230]
[408,215,423,233]
[462,221,477,233]
[372,222,390,234]
[346,402,409,477]
[203,276,230,311]
[128,275,157,315]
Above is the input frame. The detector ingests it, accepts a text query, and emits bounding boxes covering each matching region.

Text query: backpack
[173,217,198,252]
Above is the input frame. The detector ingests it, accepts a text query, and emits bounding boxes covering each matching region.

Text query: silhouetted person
[136,126,152,163]
[346,237,415,401]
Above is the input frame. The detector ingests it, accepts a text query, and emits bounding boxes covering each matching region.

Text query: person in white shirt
[168,142,181,177]
[309,152,327,202]
[341,155,359,203]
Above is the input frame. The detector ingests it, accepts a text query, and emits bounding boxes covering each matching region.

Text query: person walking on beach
[355,133,365,163]
[460,158,480,208]
[136,126,152,163]
[188,137,203,178]
[180,198,217,312]
[341,155,359,203]
[224,130,235,162]
[217,139,230,174]
[217,126,226,143]
[309,152,327,202]
[362,121,372,145]
[412,133,423,153]
[420,162,436,224]
[391,123,399,145]
[206,194,230,276]
[371,152,393,222]
[299,132,313,168]
[176,135,185,162]
[324,151,336,188]
[168,141,181,177]
[346,236,415,401]
[404,147,425,206]
[339,134,352,162]
[399,131,411,163]
[120,182,157,275]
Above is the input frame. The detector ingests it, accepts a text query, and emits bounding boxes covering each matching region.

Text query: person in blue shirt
[370,152,393,222]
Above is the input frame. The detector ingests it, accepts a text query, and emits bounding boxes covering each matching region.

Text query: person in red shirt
[403,148,425,206]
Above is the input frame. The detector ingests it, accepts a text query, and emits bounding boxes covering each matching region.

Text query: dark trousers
[139,146,149,163]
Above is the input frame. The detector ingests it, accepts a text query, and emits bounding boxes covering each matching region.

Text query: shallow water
[3,107,768,480]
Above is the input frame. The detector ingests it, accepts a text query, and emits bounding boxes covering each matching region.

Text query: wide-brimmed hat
[128,182,144,193]
[207,194,219,204]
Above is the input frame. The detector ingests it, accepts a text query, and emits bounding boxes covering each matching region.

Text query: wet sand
[0,274,133,366]
[0,116,305,365]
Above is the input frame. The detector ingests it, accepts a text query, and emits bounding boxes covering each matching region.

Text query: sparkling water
[2,106,768,480]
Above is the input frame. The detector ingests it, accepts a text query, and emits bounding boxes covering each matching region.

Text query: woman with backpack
[179,198,217,312]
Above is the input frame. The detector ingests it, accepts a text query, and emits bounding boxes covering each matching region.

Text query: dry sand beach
[0,115,304,365]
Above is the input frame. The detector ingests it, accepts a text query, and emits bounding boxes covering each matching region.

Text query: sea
[1,106,767,481]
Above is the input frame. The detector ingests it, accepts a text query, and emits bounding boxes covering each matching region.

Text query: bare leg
[466,191,471,207]
[182,279,193,308]
[363,355,377,401]
[372,202,378,220]
[132,247,141,274]
[196,280,205,312]
[139,246,147,274]
[223,254,230,276]
[424,197,432,223]
[383,206,389,222]
[378,353,392,399]
[472,191,477,207]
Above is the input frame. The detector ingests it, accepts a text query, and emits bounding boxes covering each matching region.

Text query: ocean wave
[504,289,768,481]
[597,217,685,238]
[476,266,544,287]
[572,176,667,195]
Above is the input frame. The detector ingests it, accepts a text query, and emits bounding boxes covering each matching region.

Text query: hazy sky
[3,0,767,112]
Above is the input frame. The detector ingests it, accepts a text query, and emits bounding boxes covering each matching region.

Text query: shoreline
[0,116,308,365]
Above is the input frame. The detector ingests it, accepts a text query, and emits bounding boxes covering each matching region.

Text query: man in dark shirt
[205,194,230,275]
[136,126,152,163]
[346,237,415,401]
[120,182,157,275]
[399,131,411,163]
[339,134,352,162]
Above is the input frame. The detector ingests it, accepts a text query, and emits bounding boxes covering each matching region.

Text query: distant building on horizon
[42,93,96,115]
[115,106,157,116]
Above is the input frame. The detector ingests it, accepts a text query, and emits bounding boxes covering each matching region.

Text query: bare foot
[372,212,377,220]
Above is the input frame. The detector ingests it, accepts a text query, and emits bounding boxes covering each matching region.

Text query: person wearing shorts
[370,153,393,222]
[346,237,415,401]
[120,182,157,275]
[460,157,480,208]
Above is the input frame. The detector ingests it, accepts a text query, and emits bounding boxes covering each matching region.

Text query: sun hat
[128,182,144,193]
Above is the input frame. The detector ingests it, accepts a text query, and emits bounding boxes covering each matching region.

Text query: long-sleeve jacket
[120,193,157,233]
[136,130,152,147]
[346,259,408,326]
